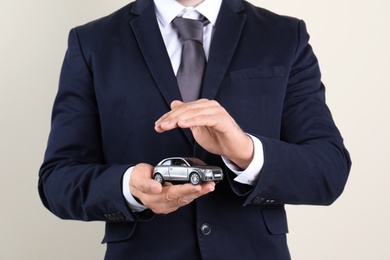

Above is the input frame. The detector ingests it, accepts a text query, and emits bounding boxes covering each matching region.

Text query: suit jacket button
[104,212,125,221]
[200,223,211,235]
[119,213,125,220]
[252,196,265,204]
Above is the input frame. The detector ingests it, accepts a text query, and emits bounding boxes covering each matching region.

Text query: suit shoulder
[73,3,135,34]
[242,1,300,29]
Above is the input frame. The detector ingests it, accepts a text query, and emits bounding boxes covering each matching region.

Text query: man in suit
[39,0,351,259]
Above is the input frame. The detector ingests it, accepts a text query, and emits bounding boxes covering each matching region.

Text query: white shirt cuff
[221,134,264,186]
[122,167,148,212]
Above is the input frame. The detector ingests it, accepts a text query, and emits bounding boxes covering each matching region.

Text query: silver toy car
[153,157,223,185]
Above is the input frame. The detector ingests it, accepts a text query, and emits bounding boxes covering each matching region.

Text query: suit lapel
[130,1,194,144]
[201,0,246,100]
[130,1,182,106]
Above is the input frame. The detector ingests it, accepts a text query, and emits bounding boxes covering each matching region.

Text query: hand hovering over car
[155,99,254,170]
[129,163,215,214]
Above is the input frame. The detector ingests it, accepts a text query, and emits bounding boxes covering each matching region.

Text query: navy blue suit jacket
[39,0,351,259]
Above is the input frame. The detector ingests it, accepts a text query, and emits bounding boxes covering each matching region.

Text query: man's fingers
[155,99,213,126]
[151,182,215,214]
[155,99,225,132]
[165,182,215,202]
[170,100,184,109]
[165,183,202,201]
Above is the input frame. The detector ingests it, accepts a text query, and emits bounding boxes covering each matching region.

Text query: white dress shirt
[123,0,265,212]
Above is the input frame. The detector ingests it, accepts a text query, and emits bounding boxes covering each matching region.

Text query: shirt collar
[154,0,222,27]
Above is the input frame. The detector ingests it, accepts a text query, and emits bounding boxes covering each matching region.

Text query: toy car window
[162,160,172,166]
[172,159,185,166]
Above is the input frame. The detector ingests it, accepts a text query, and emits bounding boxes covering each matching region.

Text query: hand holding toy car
[129,163,215,214]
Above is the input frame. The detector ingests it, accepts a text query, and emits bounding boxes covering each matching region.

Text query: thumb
[140,178,163,194]
[131,163,162,194]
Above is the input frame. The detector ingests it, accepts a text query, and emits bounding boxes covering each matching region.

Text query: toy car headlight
[201,169,212,174]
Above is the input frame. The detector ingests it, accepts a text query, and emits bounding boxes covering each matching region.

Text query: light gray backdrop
[1,0,389,259]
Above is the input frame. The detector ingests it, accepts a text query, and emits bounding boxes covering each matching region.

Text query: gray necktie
[172,17,206,102]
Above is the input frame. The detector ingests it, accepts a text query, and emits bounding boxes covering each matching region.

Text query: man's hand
[155,99,254,169]
[130,163,215,214]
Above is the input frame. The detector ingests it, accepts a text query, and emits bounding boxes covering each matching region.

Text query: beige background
[1,0,389,259]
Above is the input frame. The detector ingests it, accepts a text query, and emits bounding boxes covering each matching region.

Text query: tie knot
[172,17,205,43]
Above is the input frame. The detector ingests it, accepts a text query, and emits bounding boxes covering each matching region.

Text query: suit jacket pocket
[102,221,137,244]
[229,66,286,81]
[261,206,289,235]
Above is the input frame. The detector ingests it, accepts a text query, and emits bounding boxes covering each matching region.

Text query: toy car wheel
[189,172,201,185]
[154,173,164,185]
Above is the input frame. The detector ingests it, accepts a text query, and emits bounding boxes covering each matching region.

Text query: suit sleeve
[228,20,351,206]
[38,29,152,222]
